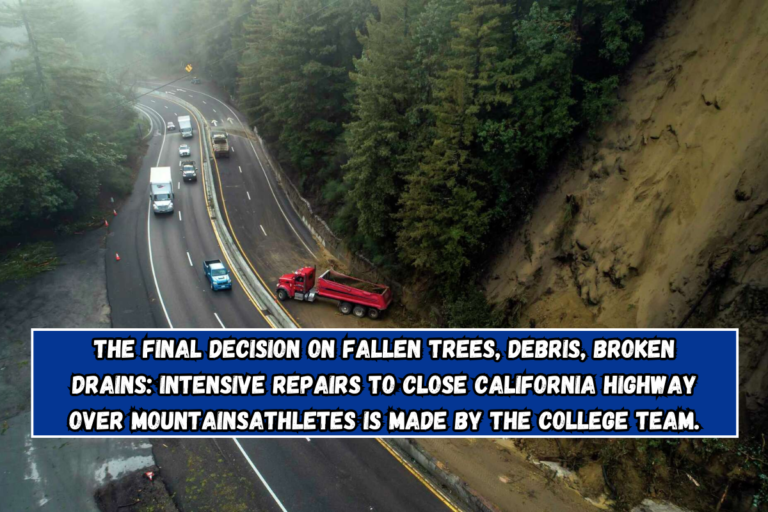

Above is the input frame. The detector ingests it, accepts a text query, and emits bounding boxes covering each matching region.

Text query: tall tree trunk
[573,0,584,37]
[18,0,47,109]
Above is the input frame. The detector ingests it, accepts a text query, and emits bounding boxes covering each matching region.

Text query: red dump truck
[276,267,392,319]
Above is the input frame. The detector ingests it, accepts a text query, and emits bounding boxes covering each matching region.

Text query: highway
[138,81,387,329]
[109,99,269,329]
[103,83,454,511]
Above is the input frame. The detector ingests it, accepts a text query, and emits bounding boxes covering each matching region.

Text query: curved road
[104,84,454,511]
[139,81,392,329]
[109,99,268,329]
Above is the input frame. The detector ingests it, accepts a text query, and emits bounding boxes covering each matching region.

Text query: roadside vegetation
[6,0,665,318]
[87,0,666,318]
[0,0,144,243]
[0,241,57,284]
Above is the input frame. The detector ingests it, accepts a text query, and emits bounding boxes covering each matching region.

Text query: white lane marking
[178,211,182,221]
[192,91,317,259]
[214,312,226,328]
[247,191,251,201]
[161,86,318,259]
[187,252,193,266]
[133,105,154,138]
[238,166,242,173]
[232,440,288,512]
[212,109,216,112]
[151,100,156,103]
[231,146,235,153]
[203,101,207,104]
[141,104,174,328]
[164,105,168,108]
[260,225,267,237]
[189,95,193,98]
[178,89,186,93]
[177,182,180,190]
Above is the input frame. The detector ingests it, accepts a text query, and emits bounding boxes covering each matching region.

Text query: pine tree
[239,0,281,138]
[342,0,425,255]
[239,0,373,195]
[477,1,578,225]
[396,0,515,279]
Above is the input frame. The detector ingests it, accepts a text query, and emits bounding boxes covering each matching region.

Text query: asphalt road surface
[140,82,387,329]
[102,84,454,511]
[109,99,269,329]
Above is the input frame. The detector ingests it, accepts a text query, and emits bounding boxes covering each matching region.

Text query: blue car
[203,259,232,291]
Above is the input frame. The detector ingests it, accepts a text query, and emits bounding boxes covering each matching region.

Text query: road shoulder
[411,438,599,512]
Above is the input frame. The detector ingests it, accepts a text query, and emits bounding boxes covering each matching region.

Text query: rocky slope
[485,0,768,432]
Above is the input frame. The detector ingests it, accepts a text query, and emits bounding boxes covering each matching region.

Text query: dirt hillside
[486,0,768,431]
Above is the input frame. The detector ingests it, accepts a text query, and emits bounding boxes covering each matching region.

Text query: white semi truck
[150,167,174,214]
[178,115,193,138]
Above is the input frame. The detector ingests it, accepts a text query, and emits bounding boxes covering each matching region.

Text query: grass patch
[137,113,151,139]
[56,206,114,235]
[554,195,580,254]
[0,242,58,283]
[183,453,253,511]
[437,288,502,328]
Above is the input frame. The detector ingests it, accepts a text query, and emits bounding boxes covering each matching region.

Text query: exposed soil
[418,438,600,512]
[485,0,768,429]
[479,0,768,509]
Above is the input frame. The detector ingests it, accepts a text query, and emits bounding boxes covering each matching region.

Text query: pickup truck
[180,160,197,182]
[276,266,392,319]
[203,259,232,291]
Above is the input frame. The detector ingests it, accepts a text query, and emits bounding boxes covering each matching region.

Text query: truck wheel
[353,305,366,318]
[339,302,353,315]
[367,308,380,320]
[277,288,289,301]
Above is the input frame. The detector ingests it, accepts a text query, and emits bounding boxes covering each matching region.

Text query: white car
[167,122,176,131]
[179,144,191,157]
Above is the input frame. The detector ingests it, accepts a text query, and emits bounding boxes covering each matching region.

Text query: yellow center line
[375,439,463,512]
[205,122,302,328]
[162,97,455,512]
[168,98,273,328]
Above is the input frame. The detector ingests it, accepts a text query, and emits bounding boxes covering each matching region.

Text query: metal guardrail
[138,89,297,329]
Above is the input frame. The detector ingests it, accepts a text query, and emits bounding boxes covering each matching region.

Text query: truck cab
[276,266,391,319]
[203,260,232,291]
[277,267,317,301]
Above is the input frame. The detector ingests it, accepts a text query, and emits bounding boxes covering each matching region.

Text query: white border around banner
[31,327,739,439]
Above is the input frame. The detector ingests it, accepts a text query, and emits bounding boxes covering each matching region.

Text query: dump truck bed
[316,270,392,310]
[319,270,388,293]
